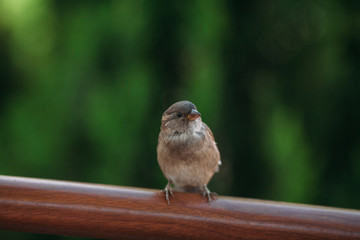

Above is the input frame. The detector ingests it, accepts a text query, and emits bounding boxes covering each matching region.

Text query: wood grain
[0,175,359,239]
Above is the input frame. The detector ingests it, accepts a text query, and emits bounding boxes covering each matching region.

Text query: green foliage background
[1,0,359,239]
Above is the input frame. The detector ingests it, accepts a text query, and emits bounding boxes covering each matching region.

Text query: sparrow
[157,100,221,204]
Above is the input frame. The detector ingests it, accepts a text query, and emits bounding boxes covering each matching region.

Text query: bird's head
[161,100,202,133]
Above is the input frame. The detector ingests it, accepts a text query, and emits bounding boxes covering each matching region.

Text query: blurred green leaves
[182,0,227,126]
[264,105,316,202]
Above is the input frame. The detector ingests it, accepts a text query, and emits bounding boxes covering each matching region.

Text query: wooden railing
[0,175,359,239]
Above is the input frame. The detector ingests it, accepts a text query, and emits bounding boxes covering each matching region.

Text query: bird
[157,100,221,204]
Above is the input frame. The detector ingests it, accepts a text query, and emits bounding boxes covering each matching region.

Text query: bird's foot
[162,184,175,205]
[201,186,218,204]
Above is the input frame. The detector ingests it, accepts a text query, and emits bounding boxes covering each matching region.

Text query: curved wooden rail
[0,175,359,239]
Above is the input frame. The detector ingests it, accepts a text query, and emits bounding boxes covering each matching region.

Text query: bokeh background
[1,0,360,239]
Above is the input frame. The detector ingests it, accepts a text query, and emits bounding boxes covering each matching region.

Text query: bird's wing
[203,123,222,169]
[203,122,215,141]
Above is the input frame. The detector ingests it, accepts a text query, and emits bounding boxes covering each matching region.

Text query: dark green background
[1,0,359,239]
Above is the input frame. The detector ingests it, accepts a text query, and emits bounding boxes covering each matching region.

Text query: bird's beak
[186,109,201,121]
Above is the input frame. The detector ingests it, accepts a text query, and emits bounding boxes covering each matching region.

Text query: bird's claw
[202,186,218,204]
[162,186,175,205]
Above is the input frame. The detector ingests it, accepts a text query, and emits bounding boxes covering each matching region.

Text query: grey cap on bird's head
[164,100,201,121]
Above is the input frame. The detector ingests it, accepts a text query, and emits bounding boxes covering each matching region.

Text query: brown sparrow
[157,100,221,204]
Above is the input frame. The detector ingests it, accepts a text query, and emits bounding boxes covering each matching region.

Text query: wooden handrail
[0,175,359,239]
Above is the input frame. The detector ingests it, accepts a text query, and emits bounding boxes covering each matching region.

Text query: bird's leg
[201,185,218,204]
[162,180,175,205]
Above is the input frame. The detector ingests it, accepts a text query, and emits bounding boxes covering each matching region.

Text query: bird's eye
[177,112,182,117]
